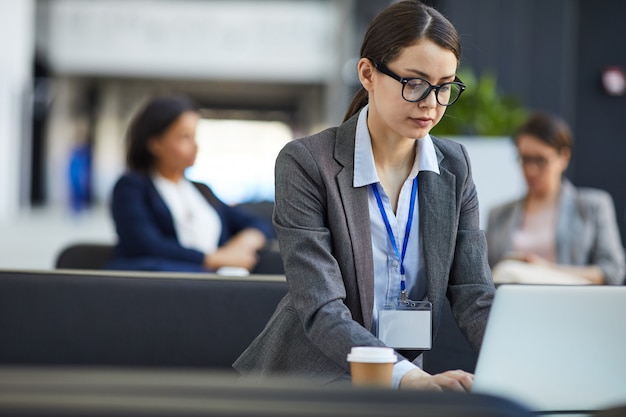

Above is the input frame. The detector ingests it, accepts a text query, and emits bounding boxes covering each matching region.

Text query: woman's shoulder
[284,126,340,152]
[561,179,611,204]
[571,184,614,208]
[575,185,611,199]
[111,172,157,199]
[283,115,357,154]
[278,126,343,172]
[114,171,150,188]
[110,172,154,209]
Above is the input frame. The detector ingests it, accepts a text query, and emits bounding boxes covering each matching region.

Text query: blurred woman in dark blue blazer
[107,95,274,273]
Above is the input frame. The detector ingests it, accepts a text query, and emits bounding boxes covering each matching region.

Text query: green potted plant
[432,67,528,137]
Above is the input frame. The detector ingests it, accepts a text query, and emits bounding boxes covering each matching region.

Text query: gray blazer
[486,179,626,285]
[233,114,495,383]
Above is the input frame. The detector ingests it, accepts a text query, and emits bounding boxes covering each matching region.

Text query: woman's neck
[371,134,416,172]
[525,184,561,213]
[371,135,416,213]
[154,166,185,183]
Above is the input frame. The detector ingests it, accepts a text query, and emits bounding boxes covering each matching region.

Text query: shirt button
[391,260,399,267]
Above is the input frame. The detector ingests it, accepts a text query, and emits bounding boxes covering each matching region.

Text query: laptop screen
[472,285,626,414]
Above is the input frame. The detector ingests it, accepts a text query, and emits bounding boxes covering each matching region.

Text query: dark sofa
[0,268,476,373]
[0,269,287,369]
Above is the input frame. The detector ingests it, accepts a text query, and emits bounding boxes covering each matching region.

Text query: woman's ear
[357,58,376,92]
[147,137,161,157]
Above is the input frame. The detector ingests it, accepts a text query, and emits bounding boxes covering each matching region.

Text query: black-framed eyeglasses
[374,62,466,106]
[517,155,554,169]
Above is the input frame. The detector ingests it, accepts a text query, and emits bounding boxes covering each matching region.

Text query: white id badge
[378,300,432,350]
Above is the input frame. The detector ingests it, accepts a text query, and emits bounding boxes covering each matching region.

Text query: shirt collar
[353,105,440,188]
[152,171,191,190]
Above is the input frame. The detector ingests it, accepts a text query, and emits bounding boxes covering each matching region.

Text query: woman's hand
[507,252,605,284]
[203,228,266,271]
[504,251,539,264]
[399,368,474,392]
[523,253,551,265]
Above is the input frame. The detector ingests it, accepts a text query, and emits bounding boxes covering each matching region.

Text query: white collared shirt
[152,173,222,254]
[353,105,440,387]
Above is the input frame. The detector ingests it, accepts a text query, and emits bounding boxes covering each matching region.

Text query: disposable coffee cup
[347,346,396,388]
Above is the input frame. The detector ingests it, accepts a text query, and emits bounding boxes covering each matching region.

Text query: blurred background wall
[32,0,358,207]
[1,0,625,268]
[0,0,35,217]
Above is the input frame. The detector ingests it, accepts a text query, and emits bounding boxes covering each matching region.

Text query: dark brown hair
[514,112,572,153]
[125,95,199,173]
[343,0,461,121]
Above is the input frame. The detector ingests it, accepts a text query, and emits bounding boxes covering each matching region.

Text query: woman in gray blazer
[486,112,625,285]
[234,0,495,390]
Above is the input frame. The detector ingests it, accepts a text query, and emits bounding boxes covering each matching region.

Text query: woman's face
[149,111,200,174]
[362,39,458,141]
[516,133,570,197]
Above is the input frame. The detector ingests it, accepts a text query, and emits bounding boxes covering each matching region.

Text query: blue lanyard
[372,176,418,303]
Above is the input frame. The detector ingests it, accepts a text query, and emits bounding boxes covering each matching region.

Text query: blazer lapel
[555,179,577,263]
[335,116,375,329]
[145,176,178,238]
[419,149,456,326]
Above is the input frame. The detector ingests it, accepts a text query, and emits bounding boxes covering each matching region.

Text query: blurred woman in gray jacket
[486,112,625,285]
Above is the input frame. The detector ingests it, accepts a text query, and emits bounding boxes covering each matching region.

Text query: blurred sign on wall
[42,0,340,82]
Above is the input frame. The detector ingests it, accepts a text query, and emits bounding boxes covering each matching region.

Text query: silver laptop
[472,285,626,415]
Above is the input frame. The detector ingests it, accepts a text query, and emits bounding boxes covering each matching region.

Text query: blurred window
[186,119,292,205]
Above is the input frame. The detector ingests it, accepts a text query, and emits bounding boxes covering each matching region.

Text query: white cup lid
[347,346,397,363]
[216,267,250,277]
